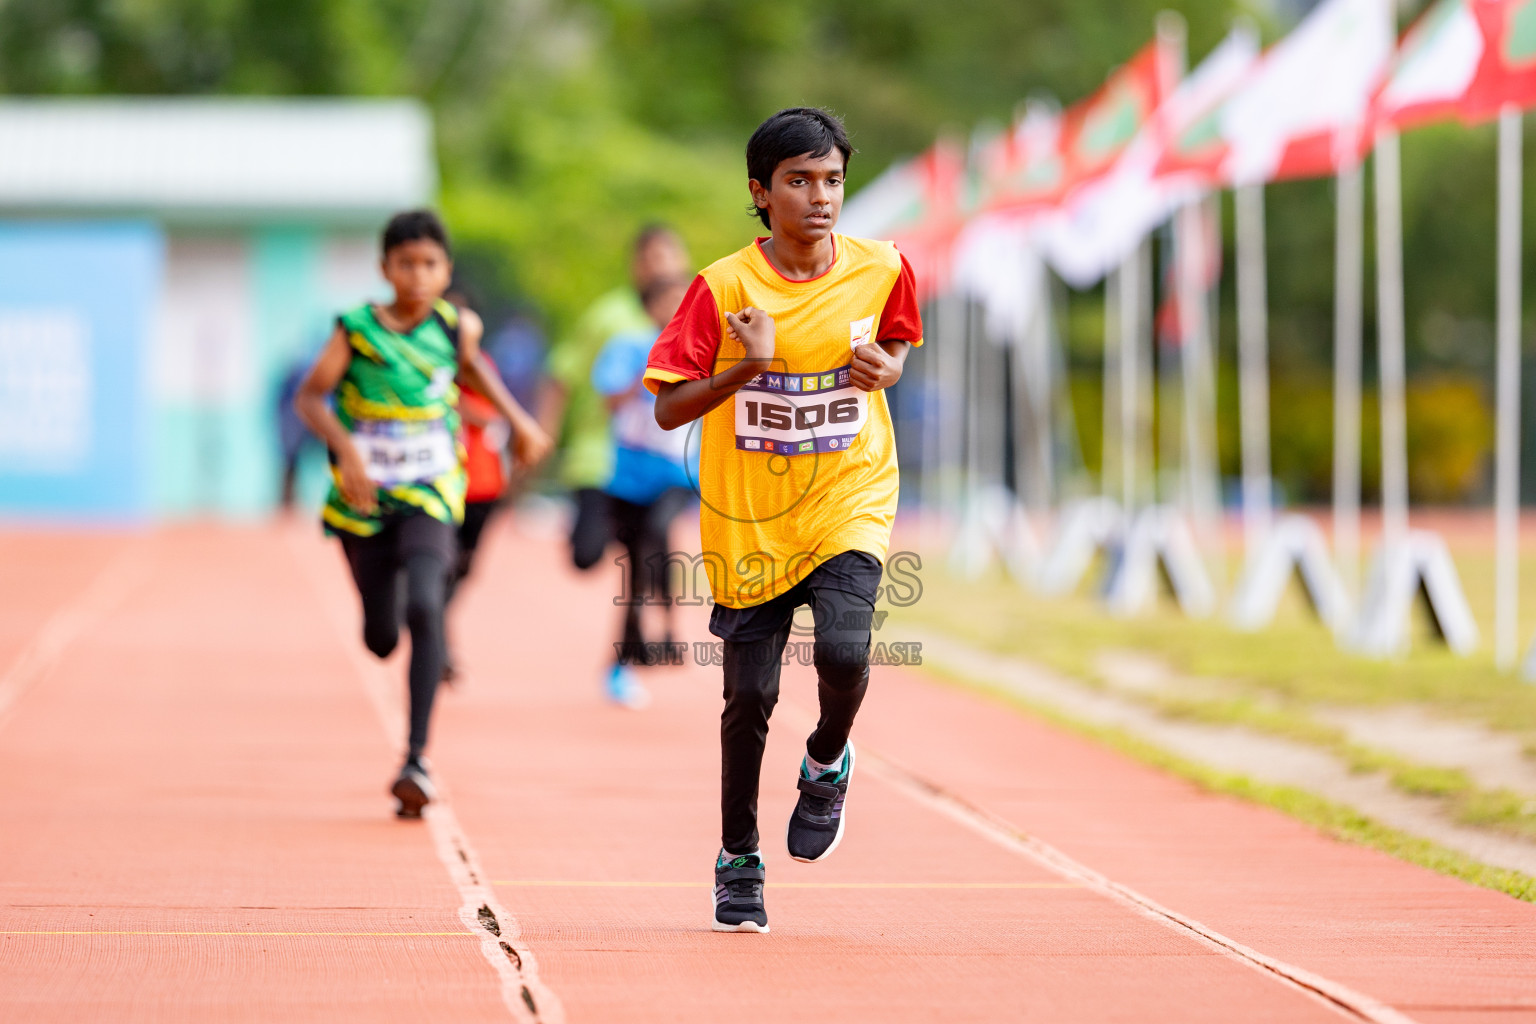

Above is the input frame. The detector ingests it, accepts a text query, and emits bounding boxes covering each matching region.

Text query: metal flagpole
[1333,161,1365,604]
[1103,268,1122,499]
[1035,274,1056,508]
[1496,107,1524,670]
[1159,227,1182,504]
[1135,238,1156,508]
[1159,11,1188,511]
[1235,182,1273,558]
[965,298,984,518]
[1014,270,1053,512]
[1375,130,1409,563]
[1178,199,1217,548]
[1049,272,1086,499]
[939,292,967,538]
[920,300,942,544]
[983,319,1007,498]
[1120,254,1140,510]
[1199,192,1226,581]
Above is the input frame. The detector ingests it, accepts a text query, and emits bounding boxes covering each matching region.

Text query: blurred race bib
[352,418,457,485]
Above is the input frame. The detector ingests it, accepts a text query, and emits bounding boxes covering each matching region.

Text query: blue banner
[0,222,163,522]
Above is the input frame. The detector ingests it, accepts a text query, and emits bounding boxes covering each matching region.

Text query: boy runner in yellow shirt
[646,108,923,932]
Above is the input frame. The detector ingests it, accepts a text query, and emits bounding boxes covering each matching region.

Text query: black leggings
[339,514,456,760]
[611,488,694,665]
[445,499,502,608]
[569,488,612,571]
[709,551,883,854]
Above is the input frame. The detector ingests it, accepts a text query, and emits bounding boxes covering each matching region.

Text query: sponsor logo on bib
[849,315,875,350]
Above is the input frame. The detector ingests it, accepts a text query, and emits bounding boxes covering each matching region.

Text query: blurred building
[0,98,435,522]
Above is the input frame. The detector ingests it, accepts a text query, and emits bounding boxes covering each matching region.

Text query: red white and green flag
[971,103,1066,219]
[1054,40,1174,199]
[837,139,965,300]
[1040,27,1257,287]
[1373,0,1485,130]
[1463,0,1536,119]
[1373,0,1536,131]
[969,39,1170,221]
[1157,0,1394,186]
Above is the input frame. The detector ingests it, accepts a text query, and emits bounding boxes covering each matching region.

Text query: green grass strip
[920,662,1536,904]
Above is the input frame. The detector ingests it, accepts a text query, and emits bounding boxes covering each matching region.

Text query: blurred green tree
[0,0,1515,503]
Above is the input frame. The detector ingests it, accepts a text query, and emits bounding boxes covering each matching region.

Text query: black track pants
[709,551,882,855]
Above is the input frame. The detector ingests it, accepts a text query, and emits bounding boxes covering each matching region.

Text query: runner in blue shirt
[590,276,696,708]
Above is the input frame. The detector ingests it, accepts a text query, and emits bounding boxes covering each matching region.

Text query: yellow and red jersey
[644,234,923,608]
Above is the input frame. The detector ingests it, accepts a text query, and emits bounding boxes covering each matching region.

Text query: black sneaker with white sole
[712,851,769,933]
[391,757,436,819]
[786,742,854,862]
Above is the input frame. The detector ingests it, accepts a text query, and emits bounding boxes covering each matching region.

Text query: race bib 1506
[734,363,868,456]
[351,418,457,485]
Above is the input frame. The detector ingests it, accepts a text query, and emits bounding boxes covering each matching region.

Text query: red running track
[1,521,1533,1023]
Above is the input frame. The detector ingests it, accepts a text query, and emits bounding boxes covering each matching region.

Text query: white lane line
[0,541,150,737]
[776,700,1417,1024]
[861,740,1420,1024]
[287,529,563,1024]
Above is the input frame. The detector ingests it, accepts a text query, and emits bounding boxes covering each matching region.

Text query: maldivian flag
[1463,0,1536,120]
[971,41,1168,220]
[1374,0,1485,130]
[971,104,1065,218]
[1039,27,1257,288]
[1372,0,1536,131]
[1158,0,1393,186]
[1056,41,1172,200]
[838,140,964,300]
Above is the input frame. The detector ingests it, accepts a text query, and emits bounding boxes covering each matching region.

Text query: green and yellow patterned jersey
[322,300,467,537]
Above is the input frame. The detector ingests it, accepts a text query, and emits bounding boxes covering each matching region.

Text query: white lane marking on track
[0,542,149,737]
[866,743,1420,1024]
[287,528,563,1024]
[777,701,1418,1024]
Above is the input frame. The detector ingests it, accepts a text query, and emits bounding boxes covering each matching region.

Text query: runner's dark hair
[746,108,855,229]
[383,209,451,257]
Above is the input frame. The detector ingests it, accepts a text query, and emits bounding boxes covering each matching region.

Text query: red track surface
[2,521,1534,1022]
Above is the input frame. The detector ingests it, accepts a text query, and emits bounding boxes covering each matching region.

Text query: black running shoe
[391,757,436,819]
[712,851,769,933]
[786,742,854,862]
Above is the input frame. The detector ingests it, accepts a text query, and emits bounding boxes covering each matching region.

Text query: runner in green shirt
[539,225,689,571]
[296,210,551,819]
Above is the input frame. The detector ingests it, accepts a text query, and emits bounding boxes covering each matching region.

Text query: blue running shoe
[604,663,651,710]
[786,742,854,862]
[712,851,769,933]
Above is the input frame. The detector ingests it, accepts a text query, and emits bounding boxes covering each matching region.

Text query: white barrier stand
[1228,514,1351,633]
[1518,634,1536,682]
[947,484,1040,584]
[1102,506,1217,618]
[1354,531,1479,656]
[1034,497,1123,596]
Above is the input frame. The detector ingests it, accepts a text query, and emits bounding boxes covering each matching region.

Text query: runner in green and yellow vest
[322,299,467,537]
[295,210,552,819]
